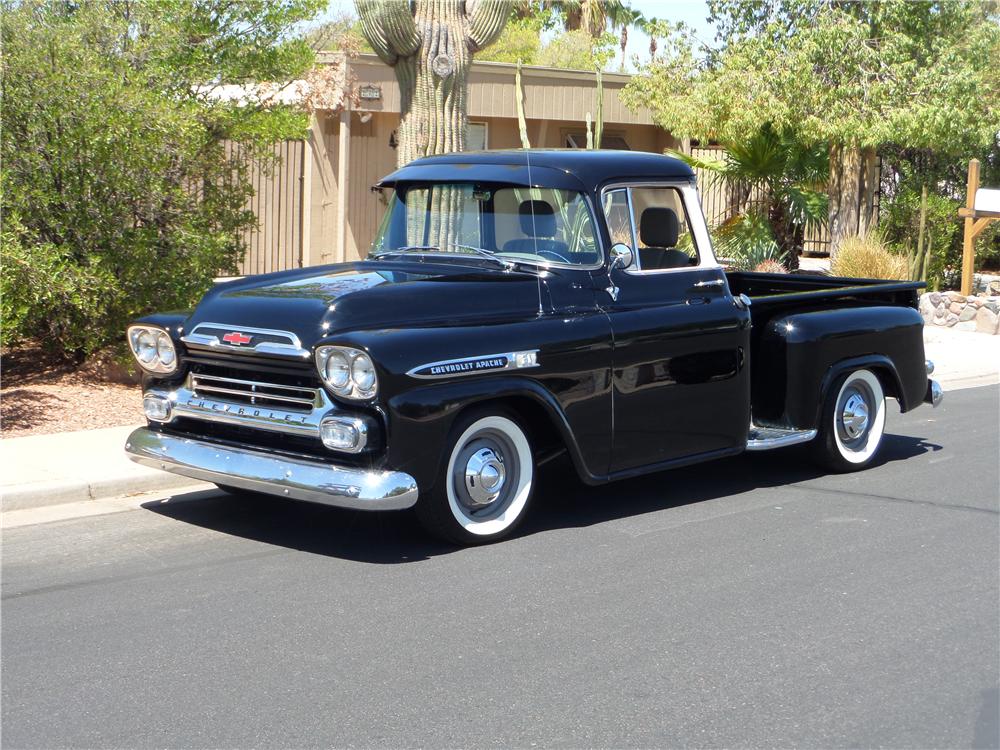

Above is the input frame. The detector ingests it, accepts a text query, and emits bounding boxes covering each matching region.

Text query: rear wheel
[416,409,535,545]
[811,368,886,472]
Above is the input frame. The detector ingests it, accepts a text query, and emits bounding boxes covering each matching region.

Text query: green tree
[537,29,618,70]
[1,0,321,360]
[479,14,545,64]
[303,10,372,53]
[625,0,1000,256]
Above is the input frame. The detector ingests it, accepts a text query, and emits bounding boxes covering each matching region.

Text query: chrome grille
[189,373,320,412]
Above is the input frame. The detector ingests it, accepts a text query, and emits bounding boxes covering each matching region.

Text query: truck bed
[726,271,924,310]
[726,271,929,430]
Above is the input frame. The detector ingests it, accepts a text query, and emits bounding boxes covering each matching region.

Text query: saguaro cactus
[357,0,513,167]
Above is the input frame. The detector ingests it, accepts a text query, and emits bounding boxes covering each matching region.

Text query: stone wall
[919,291,1000,334]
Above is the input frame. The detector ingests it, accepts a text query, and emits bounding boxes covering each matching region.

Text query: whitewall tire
[417,410,535,545]
[812,368,887,472]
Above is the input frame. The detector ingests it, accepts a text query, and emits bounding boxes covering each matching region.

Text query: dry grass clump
[753,259,788,274]
[832,234,909,280]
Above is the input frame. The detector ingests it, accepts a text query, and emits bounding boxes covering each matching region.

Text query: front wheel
[416,410,535,545]
[811,368,887,472]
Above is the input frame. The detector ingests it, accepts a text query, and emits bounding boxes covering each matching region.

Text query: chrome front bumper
[124,427,418,510]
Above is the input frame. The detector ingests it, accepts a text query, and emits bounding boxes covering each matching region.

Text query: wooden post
[299,120,314,268]
[336,103,351,263]
[961,159,980,296]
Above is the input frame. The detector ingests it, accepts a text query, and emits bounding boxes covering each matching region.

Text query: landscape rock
[976,307,1000,335]
[959,306,978,322]
[945,313,959,327]
[949,302,964,314]
[919,295,936,322]
[929,292,942,306]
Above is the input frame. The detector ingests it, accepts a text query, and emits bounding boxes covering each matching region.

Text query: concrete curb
[2,471,206,512]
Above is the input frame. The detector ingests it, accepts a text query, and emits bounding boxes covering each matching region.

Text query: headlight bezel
[316,345,378,400]
[127,325,179,375]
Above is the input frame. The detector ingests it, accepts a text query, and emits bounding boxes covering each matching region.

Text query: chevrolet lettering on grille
[187,398,311,425]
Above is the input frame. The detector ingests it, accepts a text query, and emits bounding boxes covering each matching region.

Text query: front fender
[384,375,597,492]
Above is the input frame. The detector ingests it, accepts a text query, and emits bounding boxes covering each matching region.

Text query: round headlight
[156,333,176,366]
[351,353,376,392]
[136,331,157,363]
[324,350,352,389]
[127,325,179,374]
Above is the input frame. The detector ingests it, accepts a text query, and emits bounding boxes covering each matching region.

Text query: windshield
[369,183,601,267]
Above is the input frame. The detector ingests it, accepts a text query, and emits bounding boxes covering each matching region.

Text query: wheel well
[854,363,902,408]
[462,395,566,460]
[827,362,903,410]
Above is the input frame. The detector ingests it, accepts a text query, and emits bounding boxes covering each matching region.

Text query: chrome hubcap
[841,392,870,439]
[463,447,506,507]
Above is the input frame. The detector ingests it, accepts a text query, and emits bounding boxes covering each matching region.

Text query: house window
[468,122,488,151]
[565,132,630,150]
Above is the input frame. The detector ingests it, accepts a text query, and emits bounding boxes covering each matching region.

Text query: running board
[746,424,818,451]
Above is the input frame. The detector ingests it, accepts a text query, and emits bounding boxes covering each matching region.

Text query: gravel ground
[1,346,142,438]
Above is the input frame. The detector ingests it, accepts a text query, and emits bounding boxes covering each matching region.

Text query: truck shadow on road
[142,433,940,564]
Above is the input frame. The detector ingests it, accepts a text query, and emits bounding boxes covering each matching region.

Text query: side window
[601,186,699,272]
[628,187,698,271]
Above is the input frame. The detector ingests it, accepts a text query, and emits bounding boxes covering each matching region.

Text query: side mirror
[609,243,634,271]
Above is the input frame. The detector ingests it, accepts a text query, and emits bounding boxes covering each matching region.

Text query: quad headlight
[127,325,178,374]
[316,345,378,400]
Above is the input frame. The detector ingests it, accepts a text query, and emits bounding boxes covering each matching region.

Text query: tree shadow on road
[141,432,940,564]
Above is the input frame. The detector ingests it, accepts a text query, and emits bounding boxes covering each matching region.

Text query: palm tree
[610,6,645,70]
[674,126,829,271]
[554,0,626,38]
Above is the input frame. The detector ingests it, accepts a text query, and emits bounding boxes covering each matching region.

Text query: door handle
[693,279,725,289]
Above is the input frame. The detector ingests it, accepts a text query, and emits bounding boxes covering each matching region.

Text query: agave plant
[673,125,828,270]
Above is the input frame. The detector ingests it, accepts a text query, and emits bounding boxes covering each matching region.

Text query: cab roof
[377,149,695,192]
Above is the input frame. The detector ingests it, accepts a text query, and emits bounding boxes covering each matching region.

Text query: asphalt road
[3,386,998,749]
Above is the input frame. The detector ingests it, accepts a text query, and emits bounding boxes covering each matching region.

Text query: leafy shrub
[0,0,319,360]
[1,212,114,358]
[713,210,789,271]
[880,187,961,287]
[831,234,909,280]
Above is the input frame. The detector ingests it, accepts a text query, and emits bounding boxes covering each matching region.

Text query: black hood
[185,261,549,345]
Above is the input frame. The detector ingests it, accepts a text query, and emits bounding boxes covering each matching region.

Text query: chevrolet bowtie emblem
[222,331,253,345]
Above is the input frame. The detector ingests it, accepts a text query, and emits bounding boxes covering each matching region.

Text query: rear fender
[755,305,927,430]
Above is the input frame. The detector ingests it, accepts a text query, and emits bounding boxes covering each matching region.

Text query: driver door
[600,183,751,475]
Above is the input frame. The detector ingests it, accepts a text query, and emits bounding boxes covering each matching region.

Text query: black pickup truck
[125,150,942,544]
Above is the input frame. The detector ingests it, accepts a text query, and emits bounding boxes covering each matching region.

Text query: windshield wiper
[447,244,515,269]
[371,244,440,258]
[372,244,513,270]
